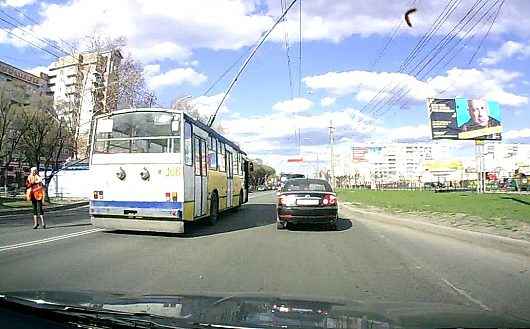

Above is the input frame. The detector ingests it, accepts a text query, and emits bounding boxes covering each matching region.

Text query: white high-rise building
[48,50,122,157]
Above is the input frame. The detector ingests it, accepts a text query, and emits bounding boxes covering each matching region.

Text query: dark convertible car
[276,178,338,230]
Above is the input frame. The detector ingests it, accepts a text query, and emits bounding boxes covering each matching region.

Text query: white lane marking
[0,205,88,219]
[0,228,103,252]
[440,278,492,311]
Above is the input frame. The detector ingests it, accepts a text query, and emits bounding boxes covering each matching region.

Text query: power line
[366,0,504,125]
[0,7,70,56]
[369,0,417,71]
[200,44,256,97]
[0,17,60,58]
[296,0,303,150]
[362,0,490,120]
[280,0,294,100]
[358,0,462,116]
[207,0,300,127]
[0,0,77,53]
[435,0,504,97]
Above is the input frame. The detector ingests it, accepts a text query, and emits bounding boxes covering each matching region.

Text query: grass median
[337,189,530,225]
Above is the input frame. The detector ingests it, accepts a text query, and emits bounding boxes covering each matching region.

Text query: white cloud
[142,64,160,77]
[147,67,207,89]
[3,0,529,65]
[320,96,335,107]
[273,98,313,113]
[304,68,528,107]
[16,0,272,64]
[304,70,434,103]
[131,42,192,63]
[503,128,530,140]
[23,65,50,76]
[189,93,229,119]
[479,41,530,66]
[429,68,528,106]
[217,105,435,173]
[2,0,35,8]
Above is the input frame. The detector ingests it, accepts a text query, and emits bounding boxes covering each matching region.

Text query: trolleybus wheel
[208,192,219,225]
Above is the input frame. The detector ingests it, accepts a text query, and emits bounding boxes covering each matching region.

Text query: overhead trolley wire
[361,0,489,121]
[365,0,505,125]
[208,0,300,127]
[280,0,294,100]
[358,0,463,116]
[0,0,77,53]
[0,7,70,56]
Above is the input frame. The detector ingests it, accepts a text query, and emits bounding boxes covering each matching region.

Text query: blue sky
[1,0,529,172]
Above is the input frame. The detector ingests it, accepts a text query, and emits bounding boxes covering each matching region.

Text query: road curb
[0,201,88,217]
[341,203,530,257]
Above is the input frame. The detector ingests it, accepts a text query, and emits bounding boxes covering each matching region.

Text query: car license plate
[296,199,319,205]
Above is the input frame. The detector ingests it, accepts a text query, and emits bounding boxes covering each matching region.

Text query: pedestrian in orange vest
[27,167,46,229]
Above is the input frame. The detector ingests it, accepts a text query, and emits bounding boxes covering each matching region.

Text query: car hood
[1,290,528,328]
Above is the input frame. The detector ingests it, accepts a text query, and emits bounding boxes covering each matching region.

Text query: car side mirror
[249,162,254,172]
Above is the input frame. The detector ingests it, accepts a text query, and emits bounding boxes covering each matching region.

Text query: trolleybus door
[226,151,233,207]
[194,136,208,217]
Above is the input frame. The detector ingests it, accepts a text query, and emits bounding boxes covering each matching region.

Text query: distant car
[257,185,266,191]
[276,178,338,230]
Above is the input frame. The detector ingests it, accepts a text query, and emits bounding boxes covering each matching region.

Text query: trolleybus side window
[227,151,233,178]
[208,136,218,170]
[184,121,192,166]
[194,137,201,176]
[218,141,225,173]
[235,153,240,176]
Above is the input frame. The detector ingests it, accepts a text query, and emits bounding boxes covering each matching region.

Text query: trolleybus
[89,108,251,233]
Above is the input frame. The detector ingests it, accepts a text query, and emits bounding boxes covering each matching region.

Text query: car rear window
[284,179,332,192]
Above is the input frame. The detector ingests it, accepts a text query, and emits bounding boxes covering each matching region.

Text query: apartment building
[48,50,122,157]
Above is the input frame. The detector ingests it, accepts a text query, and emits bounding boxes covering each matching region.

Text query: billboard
[428,98,501,140]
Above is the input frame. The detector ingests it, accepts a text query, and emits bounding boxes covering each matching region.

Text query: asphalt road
[0,191,529,320]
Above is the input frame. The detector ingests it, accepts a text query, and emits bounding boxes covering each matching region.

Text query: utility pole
[329,119,335,189]
[316,153,320,178]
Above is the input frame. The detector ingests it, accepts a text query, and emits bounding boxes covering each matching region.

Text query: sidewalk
[0,199,88,216]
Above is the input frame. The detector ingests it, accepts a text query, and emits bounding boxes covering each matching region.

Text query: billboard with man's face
[428,98,502,140]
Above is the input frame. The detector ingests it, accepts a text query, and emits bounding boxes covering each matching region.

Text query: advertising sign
[428,98,502,140]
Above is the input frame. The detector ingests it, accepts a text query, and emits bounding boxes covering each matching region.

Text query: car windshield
[1,0,529,327]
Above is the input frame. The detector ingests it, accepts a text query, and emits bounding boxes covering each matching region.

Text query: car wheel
[276,220,286,230]
[207,192,219,225]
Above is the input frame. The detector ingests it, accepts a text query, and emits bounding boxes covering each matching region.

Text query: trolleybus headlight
[116,167,126,180]
[140,167,150,181]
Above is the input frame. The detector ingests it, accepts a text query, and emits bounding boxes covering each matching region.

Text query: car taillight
[172,192,178,202]
[165,192,171,202]
[322,194,337,206]
[278,195,285,205]
[93,191,103,199]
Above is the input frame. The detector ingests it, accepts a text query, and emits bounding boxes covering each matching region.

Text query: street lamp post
[329,119,335,189]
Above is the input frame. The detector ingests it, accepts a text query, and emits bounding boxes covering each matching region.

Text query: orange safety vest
[27,174,44,201]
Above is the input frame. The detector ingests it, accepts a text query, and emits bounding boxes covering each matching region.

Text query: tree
[0,82,36,196]
[16,97,74,202]
[250,161,276,187]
